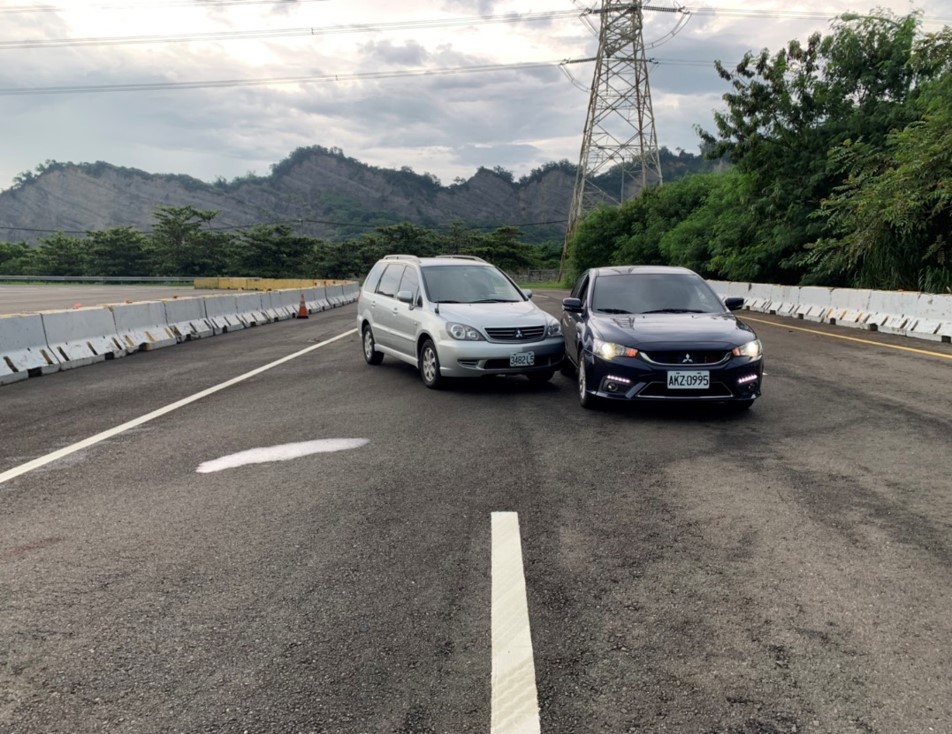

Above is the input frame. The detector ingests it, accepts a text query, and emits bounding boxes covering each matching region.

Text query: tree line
[0,206,561,280]
[568,12,951,293]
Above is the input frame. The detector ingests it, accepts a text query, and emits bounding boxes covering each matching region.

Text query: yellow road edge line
[743,316,952,361]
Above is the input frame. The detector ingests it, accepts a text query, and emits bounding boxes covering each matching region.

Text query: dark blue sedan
[561,266,764,410]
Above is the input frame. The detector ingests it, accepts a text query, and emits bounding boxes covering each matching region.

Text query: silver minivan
[357,254,564,388]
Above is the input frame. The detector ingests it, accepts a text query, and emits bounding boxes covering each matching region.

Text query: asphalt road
[0,284,227,315]
[1,292,951,734]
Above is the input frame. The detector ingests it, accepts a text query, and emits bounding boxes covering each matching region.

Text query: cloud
[1,0,949,192]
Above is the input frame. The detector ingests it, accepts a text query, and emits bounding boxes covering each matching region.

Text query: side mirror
[523,289,534,300]
[396,290,415,306]
[724,297,745,311]
[562,297,583,313]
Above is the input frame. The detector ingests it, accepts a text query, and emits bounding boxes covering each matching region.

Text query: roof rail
[382,254,421,262]
[434,254,488,263]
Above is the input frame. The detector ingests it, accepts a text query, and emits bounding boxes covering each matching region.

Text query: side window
[376,264,405,298]
[572,273,590,303]
[398,267,420,300]
[363,261,387,293]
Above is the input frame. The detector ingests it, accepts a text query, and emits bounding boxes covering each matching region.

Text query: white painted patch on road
[0,329,357,486]
[196,438,369,473]
[491,511,541,734]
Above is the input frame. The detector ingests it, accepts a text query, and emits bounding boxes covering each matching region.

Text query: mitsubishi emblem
[516,329,524,339]
[682,353,694,364]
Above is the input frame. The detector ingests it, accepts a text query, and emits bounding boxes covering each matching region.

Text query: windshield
[421,264,525,304]
[591,272,726,314]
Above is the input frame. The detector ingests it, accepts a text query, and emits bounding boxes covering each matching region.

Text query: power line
[0,60,566,96]
[0,0,331,14]
[0,10,582,49]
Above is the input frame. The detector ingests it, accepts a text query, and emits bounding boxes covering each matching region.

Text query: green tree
[31,233,88,276]
[807,62,952,291]
[696,11,921,284]
[230,224,313,278]
[0,242,36,275]
[147,206,234,276]
[85,226,149,276]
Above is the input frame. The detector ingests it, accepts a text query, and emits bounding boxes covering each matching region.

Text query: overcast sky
[1,0,948,193]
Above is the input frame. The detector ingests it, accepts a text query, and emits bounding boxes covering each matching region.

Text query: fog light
[602,375,632,393]
[737,373,758,385]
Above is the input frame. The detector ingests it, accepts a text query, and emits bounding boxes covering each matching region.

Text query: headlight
[546,321,562,337]
[447,322,485,341]
[732,339,763,358]
[593,337,638,360]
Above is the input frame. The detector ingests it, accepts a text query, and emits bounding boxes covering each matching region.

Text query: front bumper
[584,352,764,402]
[438,337,564,377]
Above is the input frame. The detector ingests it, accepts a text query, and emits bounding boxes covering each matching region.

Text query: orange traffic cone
[297,293,309,319]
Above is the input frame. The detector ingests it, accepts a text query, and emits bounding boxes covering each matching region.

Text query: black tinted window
[398,267,419,298]
[591,273,725,314]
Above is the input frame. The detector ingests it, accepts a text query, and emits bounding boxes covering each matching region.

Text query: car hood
[438,301,551,325]
[591,312,755,349]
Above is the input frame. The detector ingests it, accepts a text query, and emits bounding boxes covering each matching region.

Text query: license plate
[667,370,710,389]
[510,351,535,367]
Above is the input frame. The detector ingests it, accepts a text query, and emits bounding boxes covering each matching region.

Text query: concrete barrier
[164,297,214,341]
[269,291,300,320]
[41,307,127,369]
[234,293,270,327]
[203,295,246,335]
[109,301,178,352]
[308,286,329,312]
[326,285,345,307]
[795,287,833,322]
[709,280,951,343]
[0,313,61,384]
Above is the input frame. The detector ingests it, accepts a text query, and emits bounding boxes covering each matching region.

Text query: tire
[419,338,443,389]
[577,352,598,409]
[527,369,555,384]
[362,325,384,365]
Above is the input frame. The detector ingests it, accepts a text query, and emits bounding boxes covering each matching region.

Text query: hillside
[0,146,715,245]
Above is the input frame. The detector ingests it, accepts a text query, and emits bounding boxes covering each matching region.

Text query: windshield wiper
[436,300,463,304]
[595,307,633,314]
[472,298,518,303]
[640,308,704,314]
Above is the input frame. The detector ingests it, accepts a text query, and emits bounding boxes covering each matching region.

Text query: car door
[390,265,421,359]
[562,272,591,364]
[371,263,405,350]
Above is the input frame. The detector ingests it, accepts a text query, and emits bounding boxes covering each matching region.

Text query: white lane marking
[196,438,369,473]
[491,511,541,734]
[0,329,358,486]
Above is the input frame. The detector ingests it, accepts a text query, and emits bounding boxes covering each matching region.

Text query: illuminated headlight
[593,338,639,360]
[732,339,763,359]
[546,321,562,337]
[447,323,485,341]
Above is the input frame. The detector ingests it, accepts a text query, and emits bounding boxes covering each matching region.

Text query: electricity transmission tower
[559,1,683,278]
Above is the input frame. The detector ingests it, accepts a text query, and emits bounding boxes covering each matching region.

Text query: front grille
[641,350,730,366]
[483,354,560,369]
[638,381,733,398]
[484,325,546,342]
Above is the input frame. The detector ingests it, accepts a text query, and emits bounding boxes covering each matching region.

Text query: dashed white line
[491,511,541,734]
[0,328,357,486]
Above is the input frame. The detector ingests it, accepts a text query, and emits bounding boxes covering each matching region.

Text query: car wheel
[577,352,598,409]
[419,339,443,389]
[362,325,384,365]
[527,369,555,384]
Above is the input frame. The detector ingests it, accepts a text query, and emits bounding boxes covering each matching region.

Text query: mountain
[0,146,717,245]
